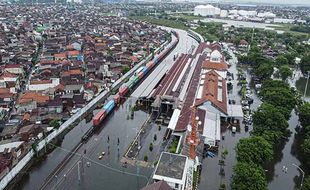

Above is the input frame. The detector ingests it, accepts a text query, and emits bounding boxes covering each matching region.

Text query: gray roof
[154,152,187,180]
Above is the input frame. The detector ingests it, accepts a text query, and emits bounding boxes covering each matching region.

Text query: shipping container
[146,61,154,69]
[93,109,106,126]
[119,86,128,96]
[128,80,135,89]
[113,95,121,104]
[138,72,144,79]
[132,76,140,84]
[142,67,148,75]
[135,67,144,75]
[103,100,115,114]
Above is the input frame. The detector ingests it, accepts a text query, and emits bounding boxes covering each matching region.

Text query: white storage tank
[220,10,228,18]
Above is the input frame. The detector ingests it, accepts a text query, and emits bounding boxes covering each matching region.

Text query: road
[19,29,198,190]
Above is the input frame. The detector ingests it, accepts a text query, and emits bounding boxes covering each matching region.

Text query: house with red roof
[4,64,24,76]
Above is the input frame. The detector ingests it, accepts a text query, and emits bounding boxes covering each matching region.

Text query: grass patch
[193,170,198,189]
[169,136,180,153]
[267,24,310,37]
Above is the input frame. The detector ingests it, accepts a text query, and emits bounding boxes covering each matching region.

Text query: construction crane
[187,106,200,160]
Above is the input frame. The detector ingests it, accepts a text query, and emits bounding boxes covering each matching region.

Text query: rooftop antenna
[187,107,200,160]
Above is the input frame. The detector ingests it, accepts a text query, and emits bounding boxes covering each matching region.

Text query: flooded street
[19,29,196,190]
[267,111,302,190]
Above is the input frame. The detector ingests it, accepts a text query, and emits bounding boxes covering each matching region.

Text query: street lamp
[292,163,305,190]
[304,71,310,99]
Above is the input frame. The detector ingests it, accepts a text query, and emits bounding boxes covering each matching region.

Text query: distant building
[28,78,60,91]
[194,5,220,17]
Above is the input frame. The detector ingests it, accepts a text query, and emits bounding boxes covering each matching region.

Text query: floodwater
[19,29,197,190]
[198,44,307,190]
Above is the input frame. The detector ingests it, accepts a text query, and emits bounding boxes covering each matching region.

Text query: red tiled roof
[5,64,22,69]
[67,50,79,56]
[30,80,52,85]
[63,69,83,76]
[0,72,18,79]
[240,39,249,45]
[202,60,228,71]
[18,92,50,104]
[195,70,227,115]
[54,53,67,58]
[0,88,10,94]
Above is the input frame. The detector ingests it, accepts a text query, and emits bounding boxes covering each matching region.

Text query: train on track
[92,30,179,127]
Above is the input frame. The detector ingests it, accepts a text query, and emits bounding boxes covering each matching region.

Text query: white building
[220,10,228,18]
[273,18,294,24]
[28,78,60,91]
[257,12,276,18]
[194,4,220,17]
[153,152,189,190]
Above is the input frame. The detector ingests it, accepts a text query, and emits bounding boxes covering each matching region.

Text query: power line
[48,142,150,182]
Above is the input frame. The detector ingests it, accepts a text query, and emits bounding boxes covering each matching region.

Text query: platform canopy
[167,109,181,131]
[227,104,243,118]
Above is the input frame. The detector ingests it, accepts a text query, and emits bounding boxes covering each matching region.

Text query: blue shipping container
[103,100,115,114]
[142,68,148,75]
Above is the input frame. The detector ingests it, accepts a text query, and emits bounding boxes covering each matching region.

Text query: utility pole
[292,163,305,190]
[304,71,310,99]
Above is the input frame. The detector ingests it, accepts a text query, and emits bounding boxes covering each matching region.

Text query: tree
[302,176,310,190]
[300,54,310,75]
[144,155,148,162]
[260,80,296,118]
[276,56,288,66]
[236,136,273,165]
[299,103,310,127]
[252,103,289,145]
[49,119,60,129]
[254,62,274,80]
[279,65,293,81]
[122,65,130,74]
[301,138,310,166]
[231,162,268,190]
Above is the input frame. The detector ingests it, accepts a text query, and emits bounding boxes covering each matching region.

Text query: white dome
[194,4,220,17]
[210,50,222,62]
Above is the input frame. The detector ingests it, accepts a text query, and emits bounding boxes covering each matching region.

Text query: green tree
[122,65,130,74]
[299,103,310,127]
[254,62,274,80]
[279,65,293,81]
[236,137,273,165]
[231,162,268,190]
[252,103,289,145]
[49,119,60,129]
[301,138,310,166]
[276,56,289,66]
[300,54,310,75]
[302,176,310,190]
[260,80,296,118]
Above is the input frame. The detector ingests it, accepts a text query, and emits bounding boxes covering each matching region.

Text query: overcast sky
[226,0,310,5]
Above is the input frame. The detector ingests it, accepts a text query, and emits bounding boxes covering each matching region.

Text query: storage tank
[220,10,228,18]
[194,4,219,17]
[205,5,216,16]
[214,7,221,15]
